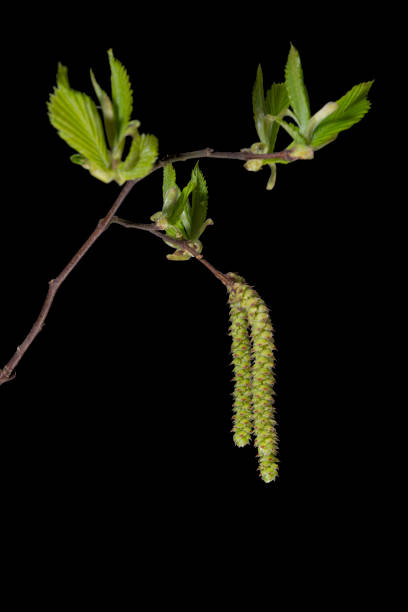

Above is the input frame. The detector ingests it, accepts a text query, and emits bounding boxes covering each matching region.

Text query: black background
[0,6,393,593]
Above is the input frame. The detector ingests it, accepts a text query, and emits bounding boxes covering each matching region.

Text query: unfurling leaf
[49,50,159,185]
[108,48,133,153]
[248,67,291,190]
[252,65,266,143]
[265,83,289,152]
[48,69,112,177]
[167,174,196,226]
[117,133,158,182]
[162,163,177,201]
[252,68,289,154]
[311,81,374,150]
[284,43,310,134]
[154,164,212,260]
[90,68,116,150]
[190,163,209,241]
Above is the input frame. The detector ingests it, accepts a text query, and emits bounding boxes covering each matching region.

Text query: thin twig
[155,147,298,168]
[110,217,233,288]
[0,146,302,386]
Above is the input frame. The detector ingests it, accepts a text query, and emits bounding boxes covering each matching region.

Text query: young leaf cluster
[247,43,373,189]
[48,50,158,185]
[150,163,213,260]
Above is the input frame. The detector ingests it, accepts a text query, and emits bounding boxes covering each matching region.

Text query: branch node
[0,365,16,382]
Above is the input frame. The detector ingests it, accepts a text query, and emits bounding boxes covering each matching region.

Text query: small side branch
[111,217,234,288]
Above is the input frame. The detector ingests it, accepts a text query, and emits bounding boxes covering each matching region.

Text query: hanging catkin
[227,274,278,483]
[228,295,253,447]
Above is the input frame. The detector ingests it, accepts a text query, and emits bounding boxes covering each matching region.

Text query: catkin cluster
[227,274,278,483]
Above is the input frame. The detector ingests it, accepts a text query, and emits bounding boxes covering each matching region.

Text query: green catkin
[228,274,279,483]
[228,296,253,447]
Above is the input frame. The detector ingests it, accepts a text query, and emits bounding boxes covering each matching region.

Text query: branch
[0,179,138,386]
[0,145,303,386]
[155,147,299,167]
[110,217,234,288]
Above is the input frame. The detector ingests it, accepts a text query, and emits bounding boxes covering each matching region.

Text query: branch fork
[0,146,301,386]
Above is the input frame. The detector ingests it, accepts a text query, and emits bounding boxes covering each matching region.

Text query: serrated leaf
[117,133,158,182]
[311,81,373,149]
[253,65,266,143]
[285,43,310,133]
[133,133,158,177]
[265,83,289,152]
[266,83,289,116]
[90,68,116,150]
[190,163,209,240]
[162,163,177,201]
[108,49,133,151]
[48,75,110,170]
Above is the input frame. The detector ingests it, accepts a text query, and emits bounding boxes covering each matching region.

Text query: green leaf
[252,65,266,143]
[117,133,158,182]
[311,81,373,150]
[48,72,110,170]
[265,83,289,152]
[90,68,116,150]
[162,163,177,201]
[167,174,197,225]
[285,43,310,133]
[133,133,158,178]
[190,163,209,240]
[108,49,133,150]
